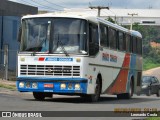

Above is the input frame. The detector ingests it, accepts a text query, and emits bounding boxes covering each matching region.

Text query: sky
[9,0,160,11]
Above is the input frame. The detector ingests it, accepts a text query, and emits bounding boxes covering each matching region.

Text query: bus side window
[118,31,124,51]
[133,36,137,54]
[100,24,108,47]
[130,36,133,53]
[123,33,126,51]
[137,38,142,55]
[109,27,117,50]
[126,34,130,52]
[89,23,99,56]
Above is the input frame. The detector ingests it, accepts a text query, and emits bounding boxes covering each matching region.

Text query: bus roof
[22,12,142,38]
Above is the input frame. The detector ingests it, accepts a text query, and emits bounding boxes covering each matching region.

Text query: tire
[117,80,133,99]
[33,92,45,100]
[117,94,125,99]
[147,89,151,96]
[156,89,160,97]
[125,80,134,99]
[88,78,101,102]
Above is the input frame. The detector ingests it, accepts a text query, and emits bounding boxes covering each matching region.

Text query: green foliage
[146,117,160,120]
[0,84,16,90]
[124,24,160,70]
[106,17,115,23]
[143,58,160,70]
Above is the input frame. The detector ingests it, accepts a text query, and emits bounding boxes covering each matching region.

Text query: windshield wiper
[57,34,69,56]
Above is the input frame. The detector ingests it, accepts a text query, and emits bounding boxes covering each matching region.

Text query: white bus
[17,12,142,102]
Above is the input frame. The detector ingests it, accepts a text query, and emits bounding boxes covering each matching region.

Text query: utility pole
[128,13,138,30]
[89,6,109,17]
[1,10,4,50]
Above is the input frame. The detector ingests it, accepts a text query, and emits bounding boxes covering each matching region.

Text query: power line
[43,0,66,9]
[31,0,61,11]
[102,10,110,16]
[11,0,55,11]
[30,0,62,11]
[53,0,68,6]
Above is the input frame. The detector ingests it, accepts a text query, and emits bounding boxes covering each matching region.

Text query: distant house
[0,0,38,70]
[150,41,160,48]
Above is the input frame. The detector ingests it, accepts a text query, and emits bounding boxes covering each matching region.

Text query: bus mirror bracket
[18,26,22,42]
[99,46,103,51]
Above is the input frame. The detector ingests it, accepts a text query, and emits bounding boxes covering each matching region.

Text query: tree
[106,17,115,23]
[128,23,160,69]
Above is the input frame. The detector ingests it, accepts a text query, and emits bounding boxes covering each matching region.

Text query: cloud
[9,0,160,10]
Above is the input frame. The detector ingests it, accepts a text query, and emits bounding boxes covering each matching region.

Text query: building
[0,0,38,71]
[63,8,160,26]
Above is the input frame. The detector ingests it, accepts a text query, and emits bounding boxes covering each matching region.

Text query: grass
[0,83,16,91]
[143,63,160,71]
[146,111,160,120]
[143,58,160,71]
[146,116,160,120]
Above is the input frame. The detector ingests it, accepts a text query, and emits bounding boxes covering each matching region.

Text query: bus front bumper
[16,77,88,94]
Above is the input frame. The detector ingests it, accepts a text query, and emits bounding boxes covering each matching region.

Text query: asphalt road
[0,88,160,120]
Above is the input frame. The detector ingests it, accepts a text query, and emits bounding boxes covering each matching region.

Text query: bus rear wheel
[33,92,45,101]
[125,80,134,99]
[117,80,133,99]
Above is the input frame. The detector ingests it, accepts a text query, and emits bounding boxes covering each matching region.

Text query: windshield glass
[52,18,87,54]
[142,76,151,83]
[20,18,87,54]
[20,18,51,52]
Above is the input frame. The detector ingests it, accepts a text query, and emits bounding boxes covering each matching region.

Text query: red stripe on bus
[106,53,130,94]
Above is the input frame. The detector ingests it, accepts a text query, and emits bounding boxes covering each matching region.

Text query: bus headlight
[75,83,80,90]
[19,82,25,88]
[26,82,31,88]
[32,82,38,89]
[60,83,66,89]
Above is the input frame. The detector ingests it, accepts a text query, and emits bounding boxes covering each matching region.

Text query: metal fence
[0,46,17,80]
[0,63,5,79]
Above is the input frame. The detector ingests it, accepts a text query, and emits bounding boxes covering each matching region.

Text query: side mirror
[18,26,22,42]
[99,46,103,51]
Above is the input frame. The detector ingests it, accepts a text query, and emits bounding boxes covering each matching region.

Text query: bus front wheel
[89,78,101,102]
[33,92,45,101]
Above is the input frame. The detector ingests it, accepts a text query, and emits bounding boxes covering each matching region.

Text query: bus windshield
[20,18,88,54]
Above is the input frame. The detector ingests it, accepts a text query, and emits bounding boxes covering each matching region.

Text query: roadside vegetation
[147,117,160,120]
[125,23,160,71]
[107,17,160,71]
[0,83,16,90]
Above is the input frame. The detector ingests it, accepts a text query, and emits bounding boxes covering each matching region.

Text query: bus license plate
[44,84,54,88]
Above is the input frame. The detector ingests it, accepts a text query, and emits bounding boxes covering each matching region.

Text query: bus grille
[20,65,80,77]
